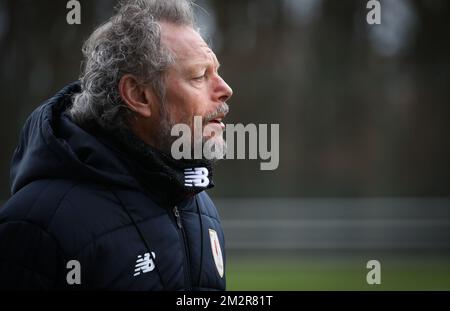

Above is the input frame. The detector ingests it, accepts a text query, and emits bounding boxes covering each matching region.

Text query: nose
[215,75,233,103]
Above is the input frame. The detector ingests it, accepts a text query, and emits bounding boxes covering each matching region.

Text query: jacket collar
[94,127,215,208]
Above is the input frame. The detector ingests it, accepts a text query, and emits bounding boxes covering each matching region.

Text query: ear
[118,74,156,118]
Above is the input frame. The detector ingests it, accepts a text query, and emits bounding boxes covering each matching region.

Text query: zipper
[172,205,192,290]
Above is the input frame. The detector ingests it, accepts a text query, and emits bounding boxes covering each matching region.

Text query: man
[0,0,232,290]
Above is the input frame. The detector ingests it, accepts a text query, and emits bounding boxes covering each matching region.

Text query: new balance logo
[184,167,210,187]
[133,252,156,276]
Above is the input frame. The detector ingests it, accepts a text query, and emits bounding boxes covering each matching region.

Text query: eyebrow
[185,59,221,74]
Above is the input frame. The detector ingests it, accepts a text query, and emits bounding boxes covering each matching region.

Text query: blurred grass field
[226,254,450,290]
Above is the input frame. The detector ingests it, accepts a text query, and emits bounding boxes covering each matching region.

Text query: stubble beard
[156,108,227,161]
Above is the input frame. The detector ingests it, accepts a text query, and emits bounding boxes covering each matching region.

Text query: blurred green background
[0,0,449,290]
[226,255,450,290]
[220,198,450,290]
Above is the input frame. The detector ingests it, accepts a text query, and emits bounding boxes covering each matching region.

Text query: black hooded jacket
[0,82,226,290]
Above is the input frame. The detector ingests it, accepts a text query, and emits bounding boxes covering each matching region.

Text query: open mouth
[207,114,226,130]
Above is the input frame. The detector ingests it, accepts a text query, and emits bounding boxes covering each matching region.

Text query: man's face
[157,22,233,157]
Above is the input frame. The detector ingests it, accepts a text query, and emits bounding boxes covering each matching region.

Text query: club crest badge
[209,229,224,278]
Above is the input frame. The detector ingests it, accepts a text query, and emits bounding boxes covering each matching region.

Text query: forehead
[160,21,218,68]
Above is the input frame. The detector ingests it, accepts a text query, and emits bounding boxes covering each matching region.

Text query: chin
[203,135,227,160]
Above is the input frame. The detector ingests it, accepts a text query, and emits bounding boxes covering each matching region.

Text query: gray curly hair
[68,0,195,130]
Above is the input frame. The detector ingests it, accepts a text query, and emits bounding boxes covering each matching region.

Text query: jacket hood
[10,82,214,206]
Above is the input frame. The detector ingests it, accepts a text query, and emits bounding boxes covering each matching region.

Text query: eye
[193,73,207,81]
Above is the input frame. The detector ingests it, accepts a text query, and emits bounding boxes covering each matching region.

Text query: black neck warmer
[96,127,215,208]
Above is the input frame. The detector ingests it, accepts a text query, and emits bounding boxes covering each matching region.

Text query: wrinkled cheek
[165,99,193,127]
[165,82,207,128]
